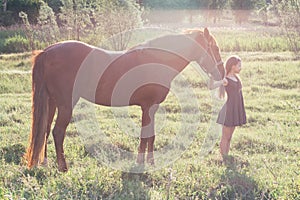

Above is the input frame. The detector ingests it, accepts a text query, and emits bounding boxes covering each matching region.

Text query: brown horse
[25,28,224,172]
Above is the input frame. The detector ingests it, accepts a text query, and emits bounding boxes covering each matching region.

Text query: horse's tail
[26,50,49,169]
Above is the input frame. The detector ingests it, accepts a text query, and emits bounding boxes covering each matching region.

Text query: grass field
[0,27,299,199]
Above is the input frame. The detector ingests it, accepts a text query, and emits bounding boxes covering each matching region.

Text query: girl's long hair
[219,55,241,99]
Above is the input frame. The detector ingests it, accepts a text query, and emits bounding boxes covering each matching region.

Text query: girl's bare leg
[220,126,235,157]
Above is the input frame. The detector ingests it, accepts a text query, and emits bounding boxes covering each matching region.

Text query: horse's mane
[128,30,198,51]
[184,28,217,45]
[182,29,203,34]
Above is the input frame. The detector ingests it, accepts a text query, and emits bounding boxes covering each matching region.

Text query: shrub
[0,11,16,26]
[3,35,30,53]
[272,0,300,55]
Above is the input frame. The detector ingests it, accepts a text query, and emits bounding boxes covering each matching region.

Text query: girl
[209,55,246,160]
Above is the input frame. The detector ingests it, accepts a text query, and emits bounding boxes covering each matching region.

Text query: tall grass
[1,25,299,53]
[214,28,292,52]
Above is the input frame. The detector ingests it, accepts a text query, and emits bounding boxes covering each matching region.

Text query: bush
[3,35,30,53]
[0,27,25,53]
[272,0,300,55]
[0,11,16,26]
[5,0,40,24]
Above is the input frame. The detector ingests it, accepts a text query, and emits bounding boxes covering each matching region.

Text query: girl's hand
[222,78,228,86]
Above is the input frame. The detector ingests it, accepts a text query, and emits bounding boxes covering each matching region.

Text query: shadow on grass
[209,155,274,199]
[106,162,152,199]
[0,143,25,165]
[114,171,152,200]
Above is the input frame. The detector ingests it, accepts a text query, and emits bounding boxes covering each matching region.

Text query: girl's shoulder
[226,75,238,82]
[225,75,243,89]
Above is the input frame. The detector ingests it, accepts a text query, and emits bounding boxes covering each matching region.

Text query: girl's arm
[208,78,228,90]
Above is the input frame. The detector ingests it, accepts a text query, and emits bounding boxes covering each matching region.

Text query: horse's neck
[143,34,203,62]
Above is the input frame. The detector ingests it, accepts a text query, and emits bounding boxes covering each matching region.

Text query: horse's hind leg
[43,98,57,166]
[146,104,159,165]
[137,104,158,165]
[52,105,72,172]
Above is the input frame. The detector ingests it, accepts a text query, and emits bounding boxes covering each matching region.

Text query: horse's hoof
[41,158,48,167]
[58,165,68,172]
[57,160,68,172]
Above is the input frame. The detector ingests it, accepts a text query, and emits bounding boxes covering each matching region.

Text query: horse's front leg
[137,104,158,165]
[137,138,147,164]
[146,135,155,165]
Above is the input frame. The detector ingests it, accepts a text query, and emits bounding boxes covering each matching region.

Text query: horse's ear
[204,28,210,40]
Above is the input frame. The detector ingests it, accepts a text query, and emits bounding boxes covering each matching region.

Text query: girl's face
[232,61,242,74]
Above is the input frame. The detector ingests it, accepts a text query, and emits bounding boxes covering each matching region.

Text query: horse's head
[188,28,225,81]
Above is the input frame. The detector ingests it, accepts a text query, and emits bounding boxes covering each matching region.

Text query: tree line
[0,0,298,55]
[0,0,269,26]
[0,0,143,53]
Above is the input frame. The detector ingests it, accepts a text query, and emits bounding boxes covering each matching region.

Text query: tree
[19,1,60,50]
[36,1,60,45]
[19,11,35,49]
[59,0,93,40]
[206,0,227,24]
[230,0,257,10]
[58,0,143,48]
[93,0,143,50]
[229,0,257,24]
[2,0,7,11]
[6,0,40,24]
[272,0,300,55]
[142,0,207,9]
[44,0,63,14]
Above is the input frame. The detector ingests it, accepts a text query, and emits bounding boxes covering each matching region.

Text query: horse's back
[44,41,93,61]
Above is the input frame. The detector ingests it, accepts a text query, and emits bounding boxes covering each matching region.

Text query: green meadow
[0,28,299,199]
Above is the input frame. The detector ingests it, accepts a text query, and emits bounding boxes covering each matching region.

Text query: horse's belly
[93,83,170,107]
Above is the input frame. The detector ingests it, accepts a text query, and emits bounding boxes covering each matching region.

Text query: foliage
[58,0,143,45]
[208,0,228,9]
[0,25,295,53]
[142,0,202,9]
[271,0,300,56]
[229,0,257,10]
[141,0,266,10]
[0,0,272,28]
[19,11,36,50]
[2,0,40,24]
[18,1,62,50]
[93,0,143,50]
[36,0,60,46]
[0,11,15,26]
[59,0,94,40]
[3,35,30,53]
[0,28,24,53]
[44,0,63,14]
[229,0,257,24]
[2,0,143,51]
